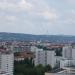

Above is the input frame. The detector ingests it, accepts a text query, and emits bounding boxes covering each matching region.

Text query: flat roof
[45,73,75,75]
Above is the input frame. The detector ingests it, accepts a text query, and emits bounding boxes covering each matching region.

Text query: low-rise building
[14,51,34,61]
[45,67,75,75]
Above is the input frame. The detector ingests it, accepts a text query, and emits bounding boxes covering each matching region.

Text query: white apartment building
[60,45,75,69]
[31,46,38,52]
[60,59,71,69]
[0,51,14,75]
[60,46,72,69]
[33,45,75,69]
[72,48,75,60]
[62,46,72,59]
[62,45,75,60]
[31,46,43,52]
[34,50,56,68]
[0,71,8,75]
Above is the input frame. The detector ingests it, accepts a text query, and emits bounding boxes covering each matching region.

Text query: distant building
[31,45,44,52]
[31,46,37,52]
[14,51,34,61]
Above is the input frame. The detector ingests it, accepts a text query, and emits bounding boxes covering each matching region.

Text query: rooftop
[45,68,75,75]
[45,73,75,75]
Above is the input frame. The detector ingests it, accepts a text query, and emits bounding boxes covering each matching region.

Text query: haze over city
[0,0,75,35]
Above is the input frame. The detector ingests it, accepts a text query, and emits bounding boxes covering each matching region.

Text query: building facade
[0,52,14,75]
[34,50,56,68]
[62,46,72,59]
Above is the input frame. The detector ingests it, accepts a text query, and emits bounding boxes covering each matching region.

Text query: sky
[0,0,75,35]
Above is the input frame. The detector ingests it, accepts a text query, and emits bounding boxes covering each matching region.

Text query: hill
[0,32,75,42]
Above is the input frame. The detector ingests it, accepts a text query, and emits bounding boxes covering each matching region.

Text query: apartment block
[34,49,56,68]
[0,51,14,75]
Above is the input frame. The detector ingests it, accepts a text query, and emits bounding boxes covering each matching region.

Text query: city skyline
[0,0,75,35]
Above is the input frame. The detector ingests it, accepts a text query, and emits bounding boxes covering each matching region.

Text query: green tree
[45,64,52,72]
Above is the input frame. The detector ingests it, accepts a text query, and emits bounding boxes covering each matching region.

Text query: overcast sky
[0,0,75,35]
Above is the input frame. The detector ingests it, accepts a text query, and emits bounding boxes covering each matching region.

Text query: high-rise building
[60,45,75,69]
[34,49,56,68]
[0,70,8,75]
[72,48,75,60]
[62,46,72,59]
[0,51,14,75]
